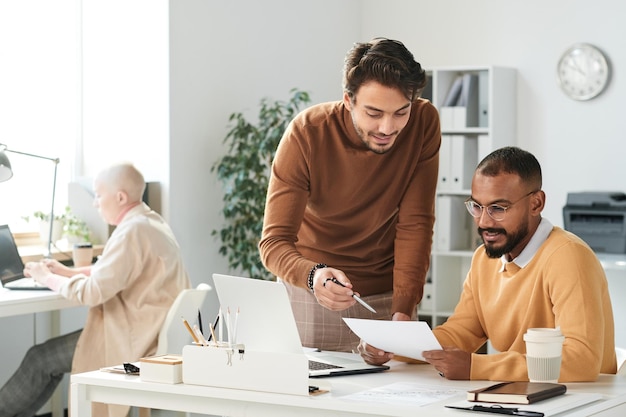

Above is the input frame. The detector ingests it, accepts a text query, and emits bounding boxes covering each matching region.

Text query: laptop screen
[0,224,27,285]
[212,273,304,354]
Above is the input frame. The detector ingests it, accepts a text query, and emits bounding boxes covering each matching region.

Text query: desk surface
[71,357,626,417]
[0,287,79,318]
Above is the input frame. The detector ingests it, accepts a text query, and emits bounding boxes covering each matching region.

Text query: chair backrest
[617,346,626,376]
[156,283,212,355]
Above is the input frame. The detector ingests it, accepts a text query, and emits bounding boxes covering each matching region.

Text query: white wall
[80,0,361,310]
[360,0,626,226]
[79,0,625,335]
[2,1,624,413]
[166,0,361,293]
[81,0,171,200]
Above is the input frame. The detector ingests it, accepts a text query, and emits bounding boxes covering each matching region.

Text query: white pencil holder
[182,344,310,395]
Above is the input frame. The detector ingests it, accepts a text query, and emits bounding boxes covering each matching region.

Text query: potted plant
[62,206,91,244]
[22,210,65,244]
[212,88,311,280]
[23,206,91,245]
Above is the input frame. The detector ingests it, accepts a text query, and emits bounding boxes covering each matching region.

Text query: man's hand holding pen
[310,266,358,311]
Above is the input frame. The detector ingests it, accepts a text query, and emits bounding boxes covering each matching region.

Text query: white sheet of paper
[342,382,464,407]
[343,318,442,361]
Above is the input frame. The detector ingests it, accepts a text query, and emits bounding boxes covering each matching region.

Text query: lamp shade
[0,151,13,182]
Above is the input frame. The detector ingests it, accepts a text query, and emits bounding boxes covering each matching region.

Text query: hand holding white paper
[343,318,442,361]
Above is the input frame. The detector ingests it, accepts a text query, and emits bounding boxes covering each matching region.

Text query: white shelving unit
[419,66,517,326]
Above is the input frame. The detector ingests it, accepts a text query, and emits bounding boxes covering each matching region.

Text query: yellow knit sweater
[433,226,617,381]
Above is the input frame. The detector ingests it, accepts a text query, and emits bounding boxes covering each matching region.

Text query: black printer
[563,192,626,253]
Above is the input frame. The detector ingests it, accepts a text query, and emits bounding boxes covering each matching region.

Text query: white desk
[71,358,626,417]
[0,287,79,318]
[0,288,81,417]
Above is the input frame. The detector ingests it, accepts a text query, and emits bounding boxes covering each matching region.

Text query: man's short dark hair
[342,38,427,102]
[477,146,542,189]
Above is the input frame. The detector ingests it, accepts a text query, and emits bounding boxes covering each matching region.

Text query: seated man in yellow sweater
[358,146,617,382]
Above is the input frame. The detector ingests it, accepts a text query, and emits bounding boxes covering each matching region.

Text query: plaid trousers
[282,281,393,353]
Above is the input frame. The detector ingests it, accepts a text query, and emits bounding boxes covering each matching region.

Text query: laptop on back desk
[0,225,49,290]
[212,273,389,377]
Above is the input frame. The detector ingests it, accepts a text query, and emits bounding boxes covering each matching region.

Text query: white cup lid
[524,327,564,343]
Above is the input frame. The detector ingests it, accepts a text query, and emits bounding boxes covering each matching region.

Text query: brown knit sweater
[259,98,440,316]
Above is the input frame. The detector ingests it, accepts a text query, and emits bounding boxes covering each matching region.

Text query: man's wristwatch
[307,263,327,292]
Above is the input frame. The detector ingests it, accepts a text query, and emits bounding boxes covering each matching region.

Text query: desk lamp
[0,143,60,258]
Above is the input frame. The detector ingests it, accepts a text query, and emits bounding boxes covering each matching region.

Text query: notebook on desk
[0,225,50,291]
[212,273,389,378]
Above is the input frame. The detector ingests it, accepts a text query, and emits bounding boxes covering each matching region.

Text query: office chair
[156,283,212,355]
[136,283,213,417]
[616,347,626,376]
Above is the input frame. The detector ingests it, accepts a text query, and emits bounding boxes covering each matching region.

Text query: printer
[563,192,626,253]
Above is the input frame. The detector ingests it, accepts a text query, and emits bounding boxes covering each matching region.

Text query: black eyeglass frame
[464,190,539,221]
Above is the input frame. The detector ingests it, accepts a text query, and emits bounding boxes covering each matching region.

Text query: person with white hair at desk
[0,162,190,417]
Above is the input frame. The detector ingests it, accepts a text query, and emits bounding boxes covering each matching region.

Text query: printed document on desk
[343,318,441,361]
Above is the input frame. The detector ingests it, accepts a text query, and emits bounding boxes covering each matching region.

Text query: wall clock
[557,43,610,101]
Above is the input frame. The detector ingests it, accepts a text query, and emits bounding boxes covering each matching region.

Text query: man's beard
[351,119,395,155]
[479,222,529,259]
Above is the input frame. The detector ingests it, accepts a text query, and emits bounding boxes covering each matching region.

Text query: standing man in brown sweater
[259,38,441,352]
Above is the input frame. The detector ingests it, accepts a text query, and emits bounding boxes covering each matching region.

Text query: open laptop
[0,225,49,290]
[212,273,389,377]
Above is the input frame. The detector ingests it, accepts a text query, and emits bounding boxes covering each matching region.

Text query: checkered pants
[0,329,81,417]
[282,281,393,352]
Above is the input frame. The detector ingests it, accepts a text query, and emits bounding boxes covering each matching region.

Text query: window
[0,1,80,233]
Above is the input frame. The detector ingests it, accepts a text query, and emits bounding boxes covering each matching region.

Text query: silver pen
[330,277,377,313]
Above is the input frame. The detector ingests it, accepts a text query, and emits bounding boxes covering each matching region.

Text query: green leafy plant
[62,206,91,243]
[22,206,91,243]
[22,210,65,223]
[212,88,311,280]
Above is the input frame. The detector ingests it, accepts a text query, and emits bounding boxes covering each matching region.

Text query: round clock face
[557,43,610,101]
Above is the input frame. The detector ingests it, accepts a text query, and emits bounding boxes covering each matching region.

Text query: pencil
[208,313,219,342]
[209,323,217,343]
[193,324,208,346]
[182,317,200,344]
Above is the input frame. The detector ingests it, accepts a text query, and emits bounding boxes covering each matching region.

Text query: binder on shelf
[440,107,468,130]
[457,73,479,128]
[439,73,480,129]
[419,283,433,311]
[450,135,478,191]
[442,75,464,107]
[182,344,310,396]
[436,195,472,251]
[478,70,489,128]
[438,135,453,191]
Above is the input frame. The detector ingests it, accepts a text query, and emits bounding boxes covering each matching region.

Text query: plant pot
[39,219,64,245]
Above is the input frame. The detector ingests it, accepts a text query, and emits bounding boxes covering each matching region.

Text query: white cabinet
[420,66,517,326]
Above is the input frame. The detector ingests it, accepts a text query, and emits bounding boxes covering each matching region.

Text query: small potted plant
[23,206,91,245]
[22,210,65,244]
[62,206,91,244]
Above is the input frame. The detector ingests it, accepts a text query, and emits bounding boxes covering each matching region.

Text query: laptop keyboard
[5,278,45,288]
[308,360,343,371]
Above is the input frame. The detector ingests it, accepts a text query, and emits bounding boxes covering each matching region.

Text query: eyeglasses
[464,190,538,221]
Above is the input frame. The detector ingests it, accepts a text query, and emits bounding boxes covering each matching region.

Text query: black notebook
[467,382,567,404]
